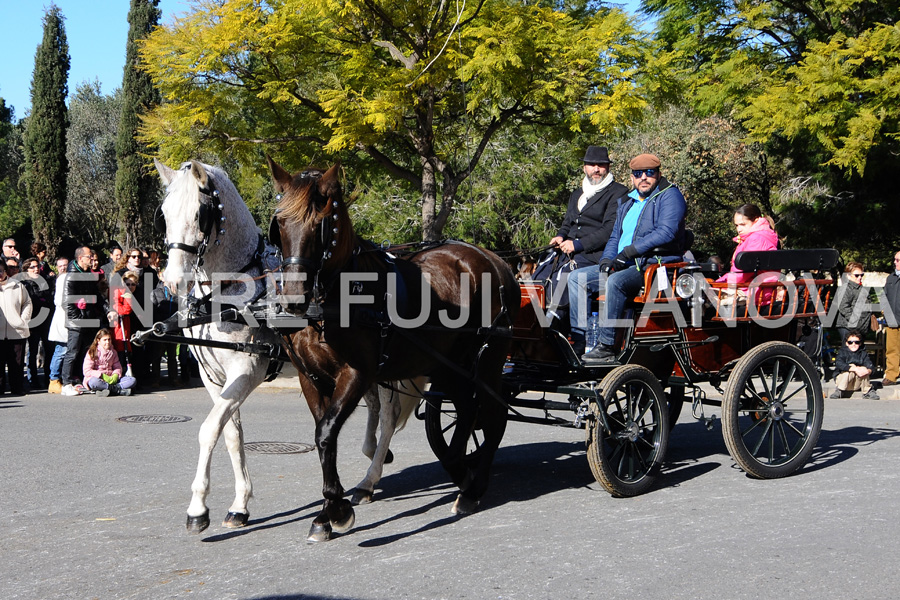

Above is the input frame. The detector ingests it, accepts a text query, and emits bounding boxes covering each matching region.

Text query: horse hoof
[331,508,356,534]
[307,521,333,543]
[186,511,210,533]
[384,449,394,464]
[222,511,249,528]
[350,490,373,505]
[450,495,479,516]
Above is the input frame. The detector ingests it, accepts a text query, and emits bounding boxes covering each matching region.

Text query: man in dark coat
[531,146,626,344]
[550,146,627,268]
[882,250,900,386]
[60,246,108,395]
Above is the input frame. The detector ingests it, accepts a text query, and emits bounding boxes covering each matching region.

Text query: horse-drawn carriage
[423,249,839,497]
[145,157,838,541]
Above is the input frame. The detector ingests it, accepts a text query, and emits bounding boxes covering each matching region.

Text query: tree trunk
[420,159,439,241]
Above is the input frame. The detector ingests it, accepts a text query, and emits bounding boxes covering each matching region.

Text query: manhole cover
[245,441,315,454]
[117,414,193,424]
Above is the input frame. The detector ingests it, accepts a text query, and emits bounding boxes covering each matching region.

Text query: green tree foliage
[0,99,28,241]
[643,0,900,266]
[115,0,162,249]
[67,82,124,246]
[140,0,665,242]
[23,4,69,256]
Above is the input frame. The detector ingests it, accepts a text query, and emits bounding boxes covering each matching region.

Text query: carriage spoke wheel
[721,341,823,479]
[586,365,669,497]
[424,396,483,465]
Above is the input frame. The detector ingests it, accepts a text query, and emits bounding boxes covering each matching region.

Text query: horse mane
[276,168,357,272]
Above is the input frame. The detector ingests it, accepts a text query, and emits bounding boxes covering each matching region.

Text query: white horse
[153,159,420,531]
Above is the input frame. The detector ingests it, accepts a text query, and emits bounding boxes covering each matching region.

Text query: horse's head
[267,156,351,316]
[153,159,230,294]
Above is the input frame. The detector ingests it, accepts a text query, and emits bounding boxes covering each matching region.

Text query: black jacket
[835,343,874,373]
[836,278,870,333]
[556,179,627,266]
[884,272,900,328]
[64,262,105,330]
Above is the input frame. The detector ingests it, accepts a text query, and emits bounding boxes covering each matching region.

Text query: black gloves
[599,258,612,273]
[612,245,639,270]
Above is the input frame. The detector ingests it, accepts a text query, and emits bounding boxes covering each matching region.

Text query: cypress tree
[23,5,69,256]
[115,0,161,248]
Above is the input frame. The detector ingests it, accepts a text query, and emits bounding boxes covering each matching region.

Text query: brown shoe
[883,379,898,387]
[48,380,63,394]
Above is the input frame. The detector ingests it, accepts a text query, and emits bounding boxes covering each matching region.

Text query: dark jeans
[0,339,26,394]
[27,323,50,386]
[62,328,96,386]
[599,266,645,347]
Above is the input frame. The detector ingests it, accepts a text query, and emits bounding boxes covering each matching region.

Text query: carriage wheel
[586,365,669,497]
[423,395,483,465]
[721,341,823,479]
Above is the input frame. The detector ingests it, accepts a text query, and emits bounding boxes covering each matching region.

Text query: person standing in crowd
[46,262,69,394]
[0,261,32,395]
[882,251,900,386]
[836,262,871,342]
[100,243,122,277]
[2,238,20,260]
[577,153,687,364]
[21,257,53,390]
[61,247,109,396]
[5,256,20,278]
[831,333,879,399]
[31,242,54,280]
[82,329,135,397]
[112,271,138,370]
[55,256,69,275]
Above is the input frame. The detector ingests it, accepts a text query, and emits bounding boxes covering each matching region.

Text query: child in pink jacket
[717,203,780,304]
[83,329,136,397]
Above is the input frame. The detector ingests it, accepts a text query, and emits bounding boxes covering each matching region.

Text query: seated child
[83,328,136,397]
[716,204,780,310]
[831,333,878,399]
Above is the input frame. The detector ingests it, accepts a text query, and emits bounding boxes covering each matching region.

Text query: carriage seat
[708,249,838,320]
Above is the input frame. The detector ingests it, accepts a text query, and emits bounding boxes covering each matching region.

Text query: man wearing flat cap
[571,152,687,363]
[531,145,627,350]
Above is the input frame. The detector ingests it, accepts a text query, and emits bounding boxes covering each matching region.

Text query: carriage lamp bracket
[691,387,717,430]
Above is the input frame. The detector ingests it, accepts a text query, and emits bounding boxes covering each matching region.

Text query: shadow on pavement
[800,425,900,474]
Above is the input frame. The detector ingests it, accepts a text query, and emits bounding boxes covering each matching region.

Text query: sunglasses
[847,340,861,346]
[851,273,863,279]
[631,169,658,178]
[129,254,141,259]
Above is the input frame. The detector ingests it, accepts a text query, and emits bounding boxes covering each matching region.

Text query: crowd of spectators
[0,238,193,397]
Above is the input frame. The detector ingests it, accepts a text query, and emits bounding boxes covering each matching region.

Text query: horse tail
[392,376,428,433]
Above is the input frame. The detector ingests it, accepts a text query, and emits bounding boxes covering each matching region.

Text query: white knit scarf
[577,173,614,212]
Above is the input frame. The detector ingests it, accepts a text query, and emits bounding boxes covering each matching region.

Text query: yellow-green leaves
[743,23,900,175]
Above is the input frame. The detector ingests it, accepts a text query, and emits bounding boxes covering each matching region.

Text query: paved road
[3,375,900,600]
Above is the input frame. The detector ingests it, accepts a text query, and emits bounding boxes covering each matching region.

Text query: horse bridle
[268,170,341,305]
[154,168,225,265]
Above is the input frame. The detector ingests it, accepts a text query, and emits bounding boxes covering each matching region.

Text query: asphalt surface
[3,370,900,600]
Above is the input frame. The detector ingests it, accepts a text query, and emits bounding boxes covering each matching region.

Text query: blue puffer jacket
[601,176,687,267]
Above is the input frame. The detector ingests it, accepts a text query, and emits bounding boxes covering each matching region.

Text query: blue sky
[0,0,186,120]
[0,0,646,121]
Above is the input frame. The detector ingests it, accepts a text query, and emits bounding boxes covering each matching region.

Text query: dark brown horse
[267,157,519,541]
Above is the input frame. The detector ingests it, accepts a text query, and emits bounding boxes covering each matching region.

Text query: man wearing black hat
[548,146,626,267]
[531,146,627,347]
[574,153,687,363]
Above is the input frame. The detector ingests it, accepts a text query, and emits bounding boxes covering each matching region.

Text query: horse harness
[154,164,226,267]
